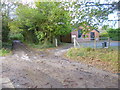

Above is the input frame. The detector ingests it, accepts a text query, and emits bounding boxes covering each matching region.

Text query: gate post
[73,37,76,48]
[108,37,110,48]
[94,38,97,49]
[72,35,77,48]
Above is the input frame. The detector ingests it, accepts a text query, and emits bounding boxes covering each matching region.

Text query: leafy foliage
[107,28,120,41]
[1,1,19,42]
[70,1,115,30]
[8,1,117,45]
[100,32,109,37]
[2,15,10,42]
[9,2,72,44]
[9,33,24,41]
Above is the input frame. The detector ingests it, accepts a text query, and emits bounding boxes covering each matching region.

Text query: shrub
[100,32,109,37]
[2,42,12,50]
[107,28,120,41]
[9,33,24,42]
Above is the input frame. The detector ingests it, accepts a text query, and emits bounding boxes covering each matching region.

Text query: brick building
[71,28,100,42]
[60,26,100,43]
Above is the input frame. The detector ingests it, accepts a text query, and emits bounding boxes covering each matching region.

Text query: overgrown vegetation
[100,32,109,38]
[0,41,12,56]
[66,47,119,73]
[0,48,11,56]
[9,33,24,42]
[7,1,116,46]
[28,42,55,49]
[9,2,72,44]
[107,28,120,41]
[1,1,119,55]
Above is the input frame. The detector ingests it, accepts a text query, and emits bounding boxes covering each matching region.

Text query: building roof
[93,29,100,33]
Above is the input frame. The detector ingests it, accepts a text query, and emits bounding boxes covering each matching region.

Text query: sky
[21,0,119,28]
[5,0,118,29]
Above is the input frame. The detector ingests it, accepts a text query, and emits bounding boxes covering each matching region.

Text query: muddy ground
[1,42,119,88]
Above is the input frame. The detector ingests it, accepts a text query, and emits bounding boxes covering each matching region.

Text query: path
[1,41,119,88]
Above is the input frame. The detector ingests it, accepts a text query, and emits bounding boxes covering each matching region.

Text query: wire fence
[72,37,119,48]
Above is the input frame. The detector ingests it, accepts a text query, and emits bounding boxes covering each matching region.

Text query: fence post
[108,37,110,48]
[94,38,97,49]
[55,38,58,47]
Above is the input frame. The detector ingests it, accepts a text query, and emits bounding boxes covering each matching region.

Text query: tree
[107,28,120,41]
[9,2,72,44]
[2,15,10,42]
[1,1,19,42]
[9,1,117,44]
[69,0,117,33]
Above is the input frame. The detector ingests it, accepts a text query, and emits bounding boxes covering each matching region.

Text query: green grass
[27,42,70,49]
[0,48,11,56]
[109,46,120,51]
[0,42,12,56]
[66,47,119,73]
[27,42,55,49]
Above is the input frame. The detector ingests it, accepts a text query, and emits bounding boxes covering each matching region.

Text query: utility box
[102,42,108,48]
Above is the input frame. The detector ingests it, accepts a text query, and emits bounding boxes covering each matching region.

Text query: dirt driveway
[1,41,119,88]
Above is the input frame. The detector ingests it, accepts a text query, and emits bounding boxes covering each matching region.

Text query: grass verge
[27,42,55,49]
[0,48,11,56]
[0,42,12,56]
[27,42,70,51]
[66,47,119,73]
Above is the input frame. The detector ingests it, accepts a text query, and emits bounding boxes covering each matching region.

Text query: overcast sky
[3,0,115,28]
[20,0,119,28]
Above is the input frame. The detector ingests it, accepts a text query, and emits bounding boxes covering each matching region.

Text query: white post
[74,37,76,48]
[55,38,58,47]
[94,38,96,49]
[72,35,77,48]
[108,37,110,48]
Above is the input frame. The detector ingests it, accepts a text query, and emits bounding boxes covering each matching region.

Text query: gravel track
[1,42,119,88]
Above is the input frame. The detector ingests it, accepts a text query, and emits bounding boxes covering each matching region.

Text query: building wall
[71,30,99,42]
[91,30,99,39]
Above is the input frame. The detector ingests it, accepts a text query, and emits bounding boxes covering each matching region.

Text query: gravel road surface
[1,41,119,88]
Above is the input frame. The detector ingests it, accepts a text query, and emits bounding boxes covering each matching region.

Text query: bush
[9,33,24,42]
[2,42,12,50]
[100,32,109,37]
[107,28,120,41]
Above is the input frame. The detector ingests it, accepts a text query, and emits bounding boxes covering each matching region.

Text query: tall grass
[0,42,12,56]
[0,48,11,56]
[66,47,119,73]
